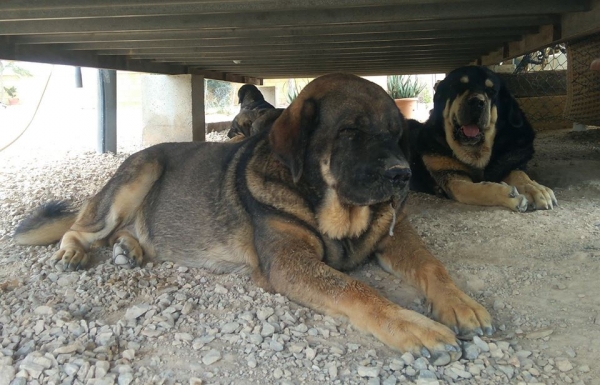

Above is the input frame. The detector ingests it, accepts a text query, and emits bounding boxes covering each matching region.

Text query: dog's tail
[14,201,78,245]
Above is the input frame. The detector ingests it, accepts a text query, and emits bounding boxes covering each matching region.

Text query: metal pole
[97,69,117,153]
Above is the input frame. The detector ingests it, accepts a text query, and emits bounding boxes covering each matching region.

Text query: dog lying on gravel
[227,84,277,139]
[408,66,557,212]
[15,73,492,363]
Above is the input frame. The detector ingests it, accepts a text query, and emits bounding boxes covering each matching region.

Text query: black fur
[14,201,75,235]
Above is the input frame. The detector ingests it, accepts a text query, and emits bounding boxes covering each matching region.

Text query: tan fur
[503,170,556,210]
[445,177,526,211]
[443,99,497,169]
[485,79,494,88]
[460,76,469,83]
[14,215,75,246]
[422,154,471,174]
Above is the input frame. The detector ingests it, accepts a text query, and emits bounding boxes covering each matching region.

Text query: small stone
[450,367,472,379]
[493,299,505,310]
[498,365,514,379]
[357,365,380,378]
[124,304,150,320]
[273,368,283,379]
[114,255,129,265]
[257,308,275,321]
[418,370,437,380]
[177,266,189,273]
[328,365,338,378]
[516,350,532,358]
[63,363,79,376]
[400,352,414,365]
[19,362,44,378]
[389,359,404,371]
[413,357,429,370]
[189,378,203,385]
[0,365,16,385]
[270,340,284,352]
[122,349,135,360]
[221,322,239,334]
[382,375,397,385]
[472,336,489,352]
[202,349,221,365]
[555,358,573,372]
[247,356,257,368]
[181,302,193,315]
[95,360,110,378]
[118,372,133,385]
[431,353,451,366]
[214,285,228,294]
[33,305,54,315]
[305,347,316,360]
[526,329,554,339]
[53,343,81,355]
[175,333,194,342]
[260,323,275,337]
[578,365,590,373]
[462,342,481,360]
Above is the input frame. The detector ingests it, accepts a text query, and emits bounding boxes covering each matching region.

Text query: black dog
[408,66,556,212]
[228,84,276,139]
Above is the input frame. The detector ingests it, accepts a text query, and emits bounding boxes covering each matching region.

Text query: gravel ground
[1,128,599,385]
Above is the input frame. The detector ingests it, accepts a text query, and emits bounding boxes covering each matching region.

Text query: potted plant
[387,75,426,119]
[4,86,19,105]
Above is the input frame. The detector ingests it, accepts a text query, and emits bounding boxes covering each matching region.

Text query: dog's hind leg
[52,155,163,270]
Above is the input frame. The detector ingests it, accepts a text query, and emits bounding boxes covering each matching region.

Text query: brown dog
[15,74,491,362]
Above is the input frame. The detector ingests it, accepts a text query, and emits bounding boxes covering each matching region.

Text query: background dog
[15,73,491,361]
[408,66,557,212]
[228,84,276,139]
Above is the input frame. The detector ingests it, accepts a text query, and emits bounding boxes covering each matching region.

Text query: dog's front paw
[515,181,557,210]
[428,286,493,340]
[375,308,462,365]
[501,184,528,212]
[51,246,89,271]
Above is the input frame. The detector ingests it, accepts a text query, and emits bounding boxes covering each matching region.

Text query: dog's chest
[322,204,394,271]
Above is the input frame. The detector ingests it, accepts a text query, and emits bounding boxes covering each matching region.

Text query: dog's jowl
[15,73,492,362]
[409,66,557,212]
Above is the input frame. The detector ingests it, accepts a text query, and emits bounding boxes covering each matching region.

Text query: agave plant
[386,75,426,99]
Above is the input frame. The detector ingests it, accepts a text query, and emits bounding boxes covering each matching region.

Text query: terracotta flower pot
[8,97,20,105]
[394,98,418,120]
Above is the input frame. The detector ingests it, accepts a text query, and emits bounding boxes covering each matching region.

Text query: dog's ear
[238,85,248,105]
[269,98,318,183]
[498,83,524,128]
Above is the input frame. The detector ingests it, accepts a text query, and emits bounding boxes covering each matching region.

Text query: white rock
[118,372,133,385]
[33,305,54,315]
[555,358,573,372]
[0,365,16,385]
[124,304,150,320]
[357,365,380,378]
[202,349,221,365]
[221,322,239,334]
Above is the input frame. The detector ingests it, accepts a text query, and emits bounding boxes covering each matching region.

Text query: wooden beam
[561,0,600,41]
[480,48,505,65]
[506,24,558,59]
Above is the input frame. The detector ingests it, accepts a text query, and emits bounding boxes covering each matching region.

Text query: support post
[97,69,117,153]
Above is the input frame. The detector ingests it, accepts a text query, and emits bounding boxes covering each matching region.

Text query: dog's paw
[380,309,462,365]
[516,182,557,211]
[112,239,143,269]
[500,184,528,212]
[429,287,493,340]
[51,246,89,271]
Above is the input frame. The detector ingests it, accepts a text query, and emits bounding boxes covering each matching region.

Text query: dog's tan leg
[255,218,461,359]
[443,177,528,212]
[503,170,557,210]
[53,157,162,270]
[377,212,493,339]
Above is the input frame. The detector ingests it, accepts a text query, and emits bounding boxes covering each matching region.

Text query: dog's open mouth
[453,118,484,143]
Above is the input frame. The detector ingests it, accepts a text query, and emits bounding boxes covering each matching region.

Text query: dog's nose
[384,166,412,183]
[468,97,485,110]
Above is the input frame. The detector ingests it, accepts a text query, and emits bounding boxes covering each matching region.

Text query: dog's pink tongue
[461,124,480,137]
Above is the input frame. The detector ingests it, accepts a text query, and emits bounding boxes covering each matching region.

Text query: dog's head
[238,84,266,108]
[227,109,263,139]
[432,66,519,147]
[269,73,411,207]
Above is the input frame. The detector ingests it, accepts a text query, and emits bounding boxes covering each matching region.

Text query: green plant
[4,86,17,98]
[386,75,426,99]
[0,60,32,103]
[418,86,432,104]
[285,78,310,104]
